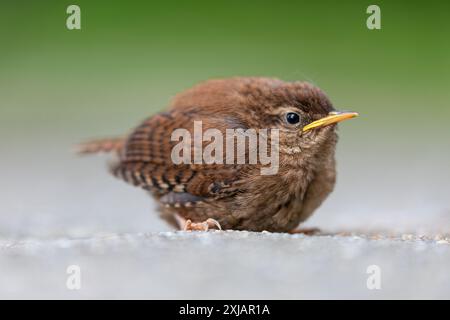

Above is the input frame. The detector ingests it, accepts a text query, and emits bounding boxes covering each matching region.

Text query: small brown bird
[78,77,357,232]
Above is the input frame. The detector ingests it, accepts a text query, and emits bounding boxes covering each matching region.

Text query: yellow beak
[302,111,358,132]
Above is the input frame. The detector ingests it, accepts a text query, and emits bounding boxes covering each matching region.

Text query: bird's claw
[183,218,222,231]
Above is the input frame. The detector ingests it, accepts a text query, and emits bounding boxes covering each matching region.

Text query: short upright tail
[75,137,125,155]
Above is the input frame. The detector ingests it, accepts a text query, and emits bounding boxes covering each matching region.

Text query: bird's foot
[289,227,321,236]
[183,218,222,232]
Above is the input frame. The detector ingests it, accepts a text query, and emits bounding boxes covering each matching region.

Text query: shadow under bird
[78,77,357,232]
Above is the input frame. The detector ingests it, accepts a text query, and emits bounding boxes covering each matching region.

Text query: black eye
[286,112,300,125]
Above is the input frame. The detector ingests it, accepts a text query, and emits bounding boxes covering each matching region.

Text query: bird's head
[234,78,358,159]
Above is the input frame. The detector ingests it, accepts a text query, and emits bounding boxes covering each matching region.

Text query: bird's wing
[111,111,248,205]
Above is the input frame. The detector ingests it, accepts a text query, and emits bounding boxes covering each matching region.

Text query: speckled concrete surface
[0,137,449,299]
[1,231,449,299]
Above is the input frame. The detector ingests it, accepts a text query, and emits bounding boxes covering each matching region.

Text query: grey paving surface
[1,231,449,299]
[0,136,449,299]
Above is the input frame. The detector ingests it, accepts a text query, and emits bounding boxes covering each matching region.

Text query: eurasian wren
[79,77,357,232]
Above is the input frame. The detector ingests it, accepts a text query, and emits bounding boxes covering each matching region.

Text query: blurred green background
[1,0,449,136]
[0,0,449,236]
